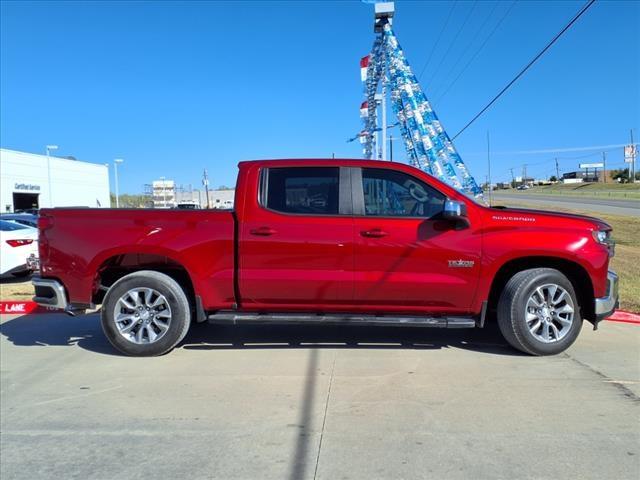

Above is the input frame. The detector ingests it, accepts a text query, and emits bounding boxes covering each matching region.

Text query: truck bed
[38,208,236,309]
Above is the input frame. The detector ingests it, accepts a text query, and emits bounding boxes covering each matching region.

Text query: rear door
[238,166,355,308]
[352,167,481,314]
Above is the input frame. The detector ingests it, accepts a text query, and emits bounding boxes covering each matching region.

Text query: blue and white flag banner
[359,22,484,199]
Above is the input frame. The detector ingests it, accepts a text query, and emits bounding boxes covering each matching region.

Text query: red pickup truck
[32,159,618,356]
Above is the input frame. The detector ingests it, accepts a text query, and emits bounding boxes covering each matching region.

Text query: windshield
[0,220,30,231]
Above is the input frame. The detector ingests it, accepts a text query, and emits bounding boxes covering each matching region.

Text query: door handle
[361,228,388,238]
[250,226,277,236]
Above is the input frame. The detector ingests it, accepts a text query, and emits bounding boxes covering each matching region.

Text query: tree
[110,193,151,208]
[610,168,639,183]
[549,175,557,182]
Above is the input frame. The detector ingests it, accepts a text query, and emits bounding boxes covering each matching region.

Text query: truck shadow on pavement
[0,312,116,355]
[182,322,523,356]
[0,312,525,357]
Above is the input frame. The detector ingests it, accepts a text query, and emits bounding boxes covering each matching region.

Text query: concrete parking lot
[1,312,639,480]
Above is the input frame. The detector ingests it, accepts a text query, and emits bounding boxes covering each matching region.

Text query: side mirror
[442,199,469,228]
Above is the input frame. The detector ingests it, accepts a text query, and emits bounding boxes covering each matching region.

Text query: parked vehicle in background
[516,185,531,190]
[13,208,39,215]
[32,159,618,357]
[0,220,39,277]
[1,213,38,228]
[174,202,200,210]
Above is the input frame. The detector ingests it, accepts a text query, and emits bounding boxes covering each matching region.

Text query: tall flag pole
[358,2,484,200]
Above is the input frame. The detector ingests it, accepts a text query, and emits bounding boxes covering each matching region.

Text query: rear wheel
[497,268,582,355]
[101,270,191,356]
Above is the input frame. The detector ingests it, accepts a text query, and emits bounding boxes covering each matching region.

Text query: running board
[207,312,476,328]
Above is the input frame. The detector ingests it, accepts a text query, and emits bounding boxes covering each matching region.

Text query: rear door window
[264,167,340,215]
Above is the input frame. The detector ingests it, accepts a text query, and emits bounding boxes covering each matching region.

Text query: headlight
[593,229,615,257]
[593,230,608,244]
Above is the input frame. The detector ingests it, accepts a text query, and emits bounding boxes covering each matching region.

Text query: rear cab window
[261,167,340,215]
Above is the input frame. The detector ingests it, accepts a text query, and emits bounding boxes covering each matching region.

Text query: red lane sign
[607,310,640,325]
[0,301,57,314]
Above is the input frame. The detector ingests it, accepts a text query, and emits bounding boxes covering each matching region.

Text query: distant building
[208,189,235,209]
[174,187,200,206]
[515,176,535,186]
[150,185,235,209]
[0,148,109,212]
[561,171,598,184]
[152,179,176,208]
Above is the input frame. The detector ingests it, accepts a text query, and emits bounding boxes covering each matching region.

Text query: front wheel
[101,270,191,356]
[497,268,582,355]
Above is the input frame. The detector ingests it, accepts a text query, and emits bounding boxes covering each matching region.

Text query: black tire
[101,270,191,356]
[497,268,582,356]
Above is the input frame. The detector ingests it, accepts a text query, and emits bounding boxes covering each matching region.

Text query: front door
[352,167,481,315]
[239,166,354,308]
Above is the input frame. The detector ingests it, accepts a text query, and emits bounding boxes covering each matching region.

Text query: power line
[469,142,638,156]
[417,1,457,80]
[451,0,597,140]
[431,0,501,101]
[425,1,478,89]
[436,0,517,105]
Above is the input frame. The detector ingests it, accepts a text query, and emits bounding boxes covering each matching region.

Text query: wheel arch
[487,256,595,323]
[92,253,196,309]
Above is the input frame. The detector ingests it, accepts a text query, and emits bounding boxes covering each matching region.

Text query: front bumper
[595,270,619,321]
[32,277,68,310]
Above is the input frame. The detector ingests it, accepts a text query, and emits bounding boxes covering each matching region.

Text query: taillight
[38,215,54,231]
[6,239,34,247]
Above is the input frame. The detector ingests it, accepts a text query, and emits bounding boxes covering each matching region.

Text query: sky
[1,0,639,193]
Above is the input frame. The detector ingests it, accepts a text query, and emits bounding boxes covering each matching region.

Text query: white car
[0,220,39,277]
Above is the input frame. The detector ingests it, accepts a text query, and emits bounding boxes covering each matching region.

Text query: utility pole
[522,164,528,186]
[509,168,516,188]
[486,131,492,205]
[555,158,560,182]
[202,169,210,209]
[114,159,124,207]
[45,145,59,206]
[381,83,387,161]
[373,2,392,161]
[631,129,636,184]
[389,135,394,162]
[602,152,607,183]
[374,92,383,160]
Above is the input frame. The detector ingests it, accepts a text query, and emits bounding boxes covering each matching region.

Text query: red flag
[360,55,369,81]
[360,101,368,117]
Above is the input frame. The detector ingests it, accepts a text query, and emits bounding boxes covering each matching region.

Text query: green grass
[494,198,640,313]
[497,182,640,200]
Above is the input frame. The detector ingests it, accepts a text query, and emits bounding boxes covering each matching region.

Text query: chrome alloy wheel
[524,283,574,343]
[113,288,172,345]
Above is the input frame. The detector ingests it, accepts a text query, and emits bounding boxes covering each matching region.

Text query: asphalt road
[491,193,640,217]
[1,312,638,480]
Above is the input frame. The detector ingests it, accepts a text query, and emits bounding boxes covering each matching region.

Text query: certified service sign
[14,183,40,191]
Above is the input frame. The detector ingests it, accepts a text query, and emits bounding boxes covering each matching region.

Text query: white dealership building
[0,148,110,212]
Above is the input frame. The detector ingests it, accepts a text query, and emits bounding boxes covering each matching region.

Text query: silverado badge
[448,259,475,268]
